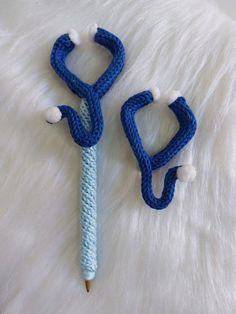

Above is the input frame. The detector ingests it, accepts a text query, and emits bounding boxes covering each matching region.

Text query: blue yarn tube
[80,99,97,280]
[50,27,125,147]
[121,90,197,209]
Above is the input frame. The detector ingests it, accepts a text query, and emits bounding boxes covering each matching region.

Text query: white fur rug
[0,0,236,313]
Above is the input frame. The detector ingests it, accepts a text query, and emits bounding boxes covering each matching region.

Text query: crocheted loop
[50,26,125,147]
[120,89,197,209]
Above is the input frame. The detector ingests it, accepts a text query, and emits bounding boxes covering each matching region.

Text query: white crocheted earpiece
[68,28,80,46]
[177,165,197,182]
[45,107,62,124]
[150,86,161,103]
[167,90,182,105]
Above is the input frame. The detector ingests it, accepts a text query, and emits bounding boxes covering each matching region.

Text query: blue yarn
[120,91,197,209]
[50,27,125,147]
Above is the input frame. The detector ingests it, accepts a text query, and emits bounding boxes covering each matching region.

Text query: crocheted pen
[79,99,97,292]
[45,25,125,291]
[47,102,96,293]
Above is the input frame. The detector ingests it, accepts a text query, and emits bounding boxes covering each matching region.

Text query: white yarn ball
[68,28,80,46]
[89,24,98,41]
[167,90,182,105]
[177,165,197,182]
[150,86,161,103]
[45,107,62,124]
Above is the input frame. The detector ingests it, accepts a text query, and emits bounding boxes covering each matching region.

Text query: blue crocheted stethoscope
[120,89,197,209]
[48,26,125,147]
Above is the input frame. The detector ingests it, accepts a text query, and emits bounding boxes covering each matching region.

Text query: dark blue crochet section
[50,27,125,147]
[120,91,197,209]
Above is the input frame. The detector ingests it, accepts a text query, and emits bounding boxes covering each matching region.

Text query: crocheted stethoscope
[47,25,125,147]
[45,25,125,284]
[121,89,197,209]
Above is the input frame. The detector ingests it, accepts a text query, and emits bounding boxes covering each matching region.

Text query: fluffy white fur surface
[0,0,236,313]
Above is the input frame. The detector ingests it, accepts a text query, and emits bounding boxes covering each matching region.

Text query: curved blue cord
[50,27,125,147]
[120,91,197,209]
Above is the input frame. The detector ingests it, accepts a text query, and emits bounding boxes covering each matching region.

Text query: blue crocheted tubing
[50,27,125,147]
[120,91,197,209]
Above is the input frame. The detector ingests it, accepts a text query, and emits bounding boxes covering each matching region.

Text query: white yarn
[166,90,182,104]
[177,165,197,182]
[45,106,62,123]
[68,28,80,46]
[150,86,161,103]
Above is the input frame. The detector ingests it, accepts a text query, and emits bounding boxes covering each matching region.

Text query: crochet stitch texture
[80,99,97,280]
[121,91,197,209]
[48,27,125,281]
[50,27,125,147]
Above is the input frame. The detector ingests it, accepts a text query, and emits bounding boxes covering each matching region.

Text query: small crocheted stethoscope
[47,25,125,146]
[120,89,197,209]
[45,25,197,290]
[45,25,125,289]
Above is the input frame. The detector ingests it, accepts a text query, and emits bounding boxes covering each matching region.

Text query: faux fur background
[0,0,236,313]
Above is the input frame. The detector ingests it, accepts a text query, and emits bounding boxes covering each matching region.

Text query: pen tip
[85,280,92,292]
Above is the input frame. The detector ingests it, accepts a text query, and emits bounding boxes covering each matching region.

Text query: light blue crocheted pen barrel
[80,99,97,280]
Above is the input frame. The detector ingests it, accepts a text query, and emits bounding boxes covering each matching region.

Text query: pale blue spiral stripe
[80,99,97,280]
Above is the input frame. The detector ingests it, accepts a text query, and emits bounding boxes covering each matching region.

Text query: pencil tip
[85,280,92,292]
